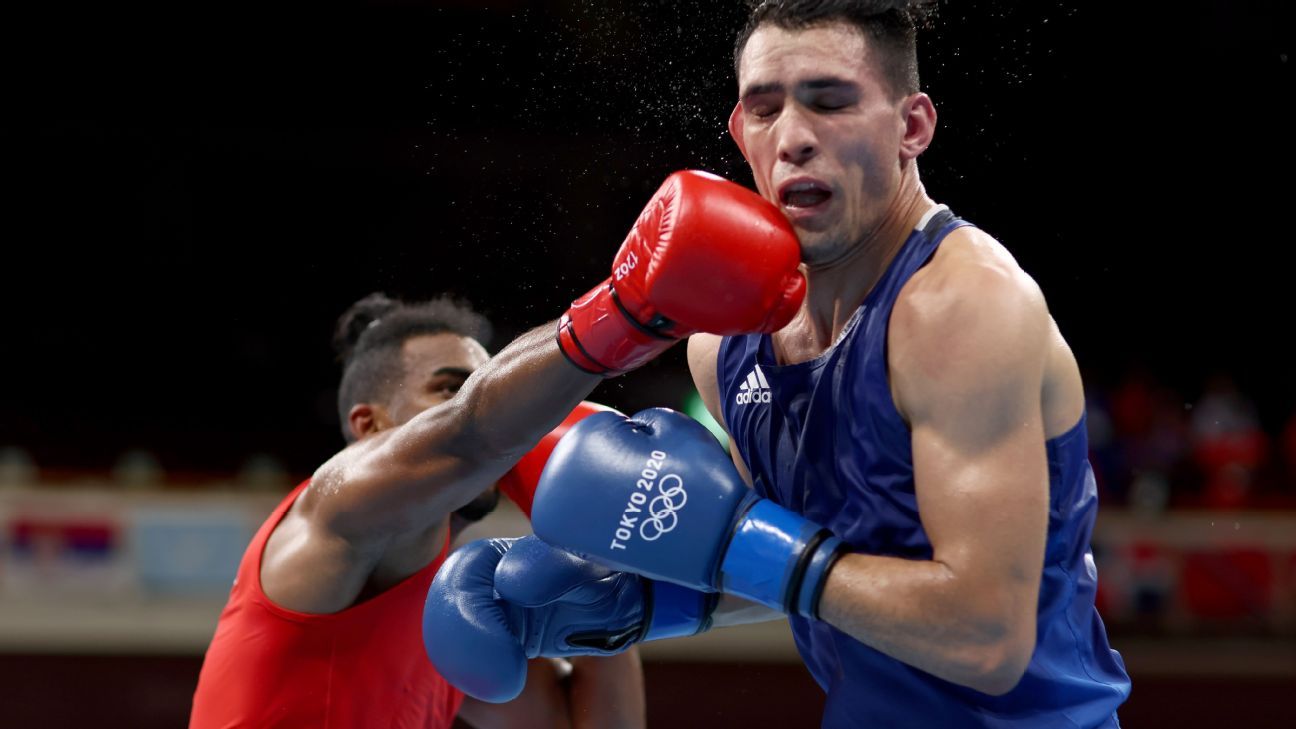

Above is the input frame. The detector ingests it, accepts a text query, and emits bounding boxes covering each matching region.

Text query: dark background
[2,0,1291,478]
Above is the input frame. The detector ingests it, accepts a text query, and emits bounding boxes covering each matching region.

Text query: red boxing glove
[557,170,805,376]
[497,401,617,518]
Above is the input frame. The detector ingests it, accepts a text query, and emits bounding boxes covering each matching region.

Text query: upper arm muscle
[890,248,1051,624]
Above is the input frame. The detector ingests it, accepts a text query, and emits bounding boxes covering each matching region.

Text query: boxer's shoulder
[888,228,1051,421]
[260,476,407,614]
[260,515,366,611]
[687,332,723,358]
[895,225,1046,343]
[909,225,1036,297]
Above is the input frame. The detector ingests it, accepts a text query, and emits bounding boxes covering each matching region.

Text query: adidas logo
[735,365,772,405]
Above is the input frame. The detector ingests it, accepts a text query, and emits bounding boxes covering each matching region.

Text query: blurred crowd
[4,370,1296,514]
[1088,372,1296,512]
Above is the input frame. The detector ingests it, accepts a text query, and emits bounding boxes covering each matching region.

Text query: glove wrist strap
[719,499,846,617]
[556,279,677,377]
[641,580,717,642]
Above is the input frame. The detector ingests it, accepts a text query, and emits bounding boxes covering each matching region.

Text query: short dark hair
[733,0,937,99]
[334,293,492,442]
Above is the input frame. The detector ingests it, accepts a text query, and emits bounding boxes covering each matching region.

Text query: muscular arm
[688,334,784,628]
[817,258,1051,695]
[308,324,598,540]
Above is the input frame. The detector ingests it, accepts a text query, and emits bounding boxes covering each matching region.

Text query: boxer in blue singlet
[682,2,1131,726]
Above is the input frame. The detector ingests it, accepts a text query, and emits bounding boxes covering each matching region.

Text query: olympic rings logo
[639,474,686,541]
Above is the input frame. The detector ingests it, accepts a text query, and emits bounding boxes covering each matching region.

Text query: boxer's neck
[786,169,932,357]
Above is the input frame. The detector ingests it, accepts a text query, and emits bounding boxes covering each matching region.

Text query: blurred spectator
[1190,375,1268,509]
[0,446,38,489]
[1109,368,1159,440]
[1091,368,1193,510]
[112,450,165,490]
[236,454,291,492]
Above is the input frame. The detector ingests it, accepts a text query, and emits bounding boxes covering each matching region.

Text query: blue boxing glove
[423,535,714,703]
[531,408,846,618]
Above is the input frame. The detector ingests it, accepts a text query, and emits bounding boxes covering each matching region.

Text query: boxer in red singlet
[190,294,639,729]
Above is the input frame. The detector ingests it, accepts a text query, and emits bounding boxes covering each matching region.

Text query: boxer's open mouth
[779,179,833,209]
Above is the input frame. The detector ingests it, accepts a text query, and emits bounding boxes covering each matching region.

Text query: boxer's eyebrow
[431,367,473,379]
[799,76,855,92]
[741,76,855,101]
[740,81,783,101]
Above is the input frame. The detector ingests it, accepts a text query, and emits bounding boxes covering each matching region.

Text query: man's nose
[776,107,819,165]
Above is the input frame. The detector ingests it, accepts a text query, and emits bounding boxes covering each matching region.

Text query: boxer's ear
[348,403,390,441]
[898,92,937,162]
[728,101,750,161]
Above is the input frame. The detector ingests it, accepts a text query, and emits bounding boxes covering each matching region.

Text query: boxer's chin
[797,230,854,269]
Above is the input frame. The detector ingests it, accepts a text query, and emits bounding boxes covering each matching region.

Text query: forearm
[452,322,600,464]
[416,322,602,514]
[566,650,645,729]
[817,552,1035,695]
